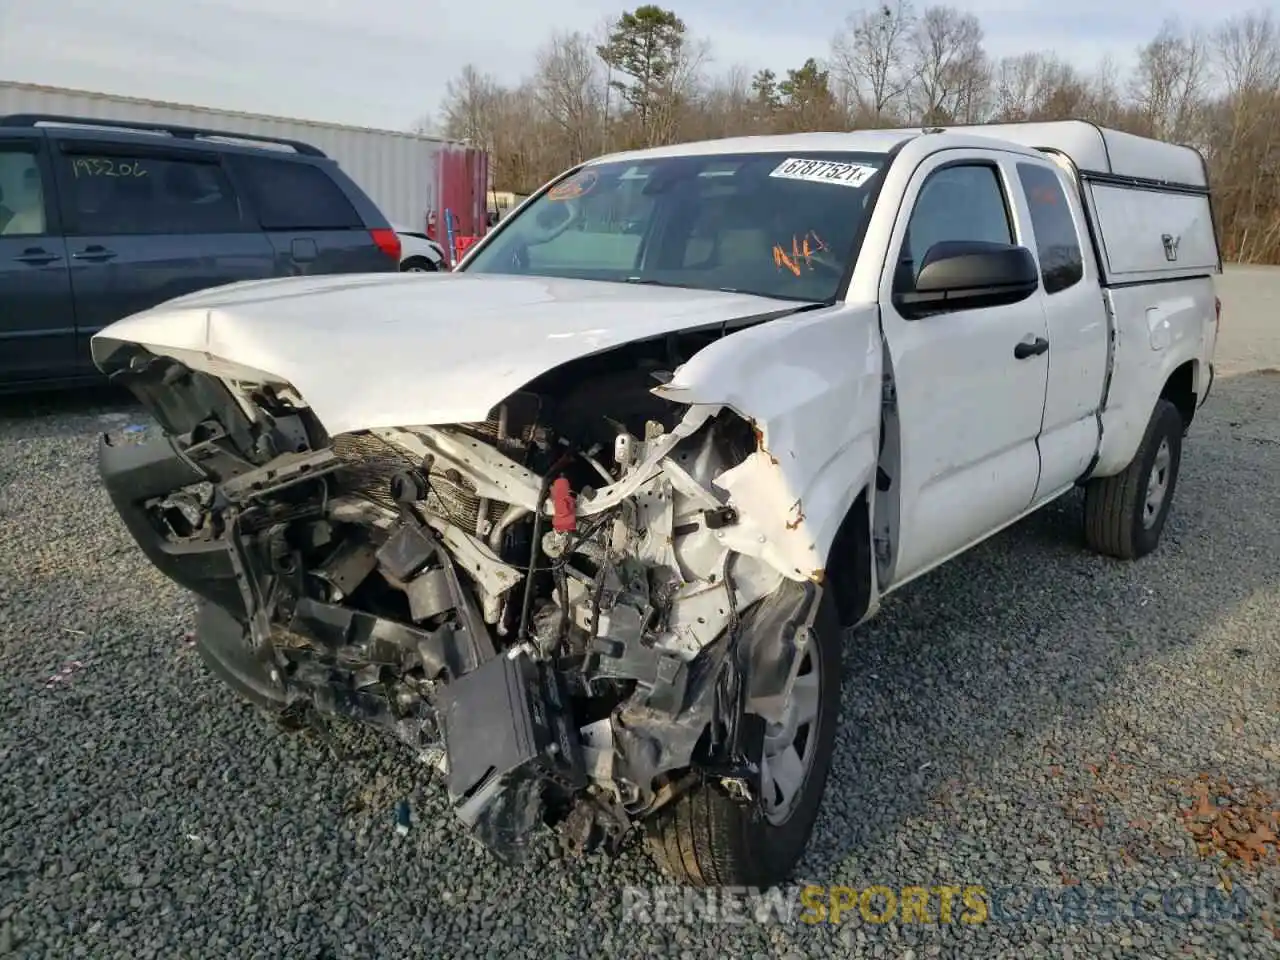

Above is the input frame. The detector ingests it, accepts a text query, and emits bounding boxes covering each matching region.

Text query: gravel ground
[2,294,1279,958]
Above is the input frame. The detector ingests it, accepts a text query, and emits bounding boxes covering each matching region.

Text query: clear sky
[0,0,1257,132]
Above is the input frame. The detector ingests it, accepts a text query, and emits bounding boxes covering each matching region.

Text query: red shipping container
[427,143,489,264]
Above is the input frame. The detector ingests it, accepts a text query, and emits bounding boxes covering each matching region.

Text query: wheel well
[1161,360,1197,429]
[401,255,437,271]
[824,488,872,630]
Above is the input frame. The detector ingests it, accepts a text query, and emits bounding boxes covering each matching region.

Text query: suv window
[230,155,362,230]
[901,164,1013,280]
[0,148,47,236]
[57,151,243,235]
[1017,162,1084,294]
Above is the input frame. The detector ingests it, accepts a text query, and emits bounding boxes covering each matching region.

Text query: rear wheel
[1083,398,1184,560]
[645,592,842,887]
[401,256,438,273]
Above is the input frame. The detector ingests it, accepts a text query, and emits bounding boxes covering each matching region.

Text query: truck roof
[594,120,1208,191]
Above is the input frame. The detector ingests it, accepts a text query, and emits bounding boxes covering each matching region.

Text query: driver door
[878,150,1050,586]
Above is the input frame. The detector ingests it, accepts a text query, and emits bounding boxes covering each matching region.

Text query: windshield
[462,151,887,302]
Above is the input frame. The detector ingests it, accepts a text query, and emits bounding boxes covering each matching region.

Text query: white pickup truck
[93,120,1219,888]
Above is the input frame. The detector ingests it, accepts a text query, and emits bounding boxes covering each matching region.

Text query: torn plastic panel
[96,342,820,862]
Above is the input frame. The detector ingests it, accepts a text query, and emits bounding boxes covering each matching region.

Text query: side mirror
[893,241,1040,318]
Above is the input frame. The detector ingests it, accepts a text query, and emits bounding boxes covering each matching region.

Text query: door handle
[1014,336,1049,359]
[14,248,60,265]
[72,245,117,262]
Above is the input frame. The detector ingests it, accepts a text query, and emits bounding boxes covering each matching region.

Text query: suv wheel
[401,256,437,273]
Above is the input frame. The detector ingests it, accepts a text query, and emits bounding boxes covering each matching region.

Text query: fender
[654,303,884,583]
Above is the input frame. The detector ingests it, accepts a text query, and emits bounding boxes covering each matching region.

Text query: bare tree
[486,85,542,194]
[1086,55,1128,127]
[439,65,504,146]
[1211,11,1280,160]
[646,35,711,146]
[1206,11,1280,262]
[695,65,757,138]
[1129,20,1209,141]
[1215,10,1280,99]
[951,49,992,122]
[533,32,606,164]
[992,52,1040,121]
[908,5,988,124]
[993,53,1092,121]
[831,1,916,124]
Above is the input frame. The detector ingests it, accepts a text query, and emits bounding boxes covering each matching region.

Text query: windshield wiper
[624,277,754,295]
[620,275,822,304]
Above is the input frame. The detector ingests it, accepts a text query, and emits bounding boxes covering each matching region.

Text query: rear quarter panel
[278,161,397,274]
[1093,277,1217,476]
[226,154,397,275]
[262,230,394,275]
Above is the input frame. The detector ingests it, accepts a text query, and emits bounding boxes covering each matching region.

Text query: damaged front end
[98,346,822,862]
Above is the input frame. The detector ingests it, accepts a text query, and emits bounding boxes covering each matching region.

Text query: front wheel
[1083,398,1184,560]
[645,592,842,887]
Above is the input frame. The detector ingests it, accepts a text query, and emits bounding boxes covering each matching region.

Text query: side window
[1016,162,1084,294]
[230,156,363,230]
[57,151,243,235]
[900,164,1012,282]
[0,148,48,237]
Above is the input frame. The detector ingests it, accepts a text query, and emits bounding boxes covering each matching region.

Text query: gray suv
[0,114,402,390]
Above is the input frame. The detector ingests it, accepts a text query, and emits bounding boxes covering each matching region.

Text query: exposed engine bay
[98,343,823,862]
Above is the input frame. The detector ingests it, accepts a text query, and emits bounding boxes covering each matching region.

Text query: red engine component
[551,476,576,532]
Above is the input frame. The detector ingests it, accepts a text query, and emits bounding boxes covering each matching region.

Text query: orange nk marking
[773,231,829,277]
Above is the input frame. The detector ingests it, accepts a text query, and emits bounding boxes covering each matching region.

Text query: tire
[1083,398,1184,560]
[401,256,438,273]
[645,592,843,887]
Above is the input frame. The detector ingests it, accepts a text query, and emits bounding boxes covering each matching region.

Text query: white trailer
[0,81,462,231]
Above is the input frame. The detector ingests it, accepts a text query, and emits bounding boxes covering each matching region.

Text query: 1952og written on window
[56,150,245,236]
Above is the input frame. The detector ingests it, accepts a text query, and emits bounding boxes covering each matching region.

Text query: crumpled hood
[92,272,809,435]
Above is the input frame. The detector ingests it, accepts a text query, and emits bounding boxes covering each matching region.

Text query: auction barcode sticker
[769,157,879,188]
